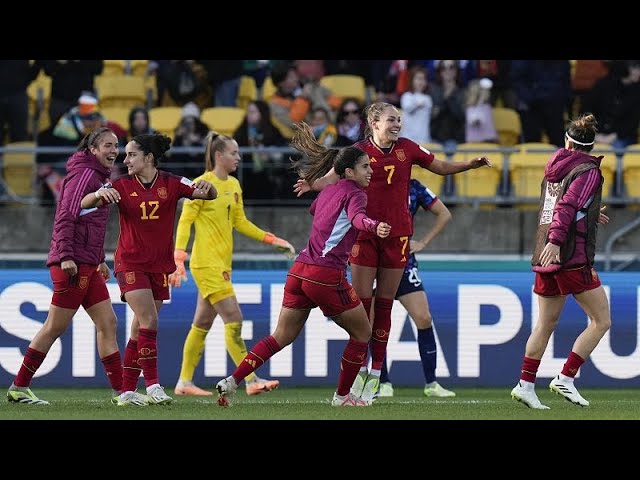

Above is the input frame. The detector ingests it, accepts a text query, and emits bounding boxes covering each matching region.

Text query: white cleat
[216,376,238,407]
[511,381,550,410]
[146,384,174,405]
[114,390,149,406]
[360,374,380,404]
[424,382,456,398]
[350,370,368,398]
[331,392,370,406]
[549,376,589,407]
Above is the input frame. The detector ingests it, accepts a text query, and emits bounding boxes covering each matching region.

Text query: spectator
[0,60,42,145]
[465,78,498,143]
[335,97,365,146]
[400,66,433,144]
[169,102,210,178]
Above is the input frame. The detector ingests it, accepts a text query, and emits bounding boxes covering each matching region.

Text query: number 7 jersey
[110,170,197,274]
[353,137,434,237]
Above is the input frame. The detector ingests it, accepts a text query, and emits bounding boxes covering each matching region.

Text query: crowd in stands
[2,60,639,206]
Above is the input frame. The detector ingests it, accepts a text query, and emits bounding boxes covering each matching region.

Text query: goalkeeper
[170,131,295,397]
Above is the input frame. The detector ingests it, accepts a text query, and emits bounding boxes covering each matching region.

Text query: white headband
[565,132,594,146]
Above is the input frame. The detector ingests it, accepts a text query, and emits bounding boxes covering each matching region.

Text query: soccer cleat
[331,392,370,406]
[350,370,368,398]
[216,376,238,407]
[113,391,149,406]
[146,384,174,405]
[377,382,394,398]
[549,376,589,407]
[174,382,213,396]
[424,382,456,398]
[511,381,550,410]
[246,376,280,396]
[6,384,49,405]
[360,374,380,403]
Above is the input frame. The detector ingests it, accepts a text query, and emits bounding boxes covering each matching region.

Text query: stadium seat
[2,141,35,197]
[102,60,127,76]
[200,107,245,137]
[270,114,294,140]
[509,143,556,205]
[411,165,445,197]
[492,107,522,146]
[237,75,257,109]
[149,106,182,140]
[128,60,149,77]
[261,76,276,101]
[622,144,640,198]
[591,143,617,197]
[27,71,51,134]
[319,74,367,103]
[94,75,147,109]
[450,143,503,201]
[101,107,131,130]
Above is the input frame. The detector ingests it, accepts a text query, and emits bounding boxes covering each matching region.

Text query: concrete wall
[2,204,639,256]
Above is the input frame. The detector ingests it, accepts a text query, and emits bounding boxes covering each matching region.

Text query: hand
[168,249,188,288]
[539,242,561,267]
[470,156,491,169]
[409,239,426,254]
[264,233,296,259]
[376,222,391,238]
[96,186,121,204]
[294,178,311,197]
[96,262,111,280]
[192,179,216,199]
[61,259,78,276]
[598,206,609,225]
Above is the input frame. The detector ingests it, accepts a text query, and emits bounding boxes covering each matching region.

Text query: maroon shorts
[116,270,170,302]
[534,265,602,297]
[349,234,409,269]
[50,264,110,310]
[282,261,360,317]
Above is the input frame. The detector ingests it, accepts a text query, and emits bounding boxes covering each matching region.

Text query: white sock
[369,368,381,378]
[559,373,574,383]
[520,380,535,391]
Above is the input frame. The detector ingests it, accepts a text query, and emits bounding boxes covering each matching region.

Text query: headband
[565,132,594,146]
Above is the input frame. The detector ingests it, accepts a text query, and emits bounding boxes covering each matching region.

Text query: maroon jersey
[353,137,434,237]
[111,171,196,274]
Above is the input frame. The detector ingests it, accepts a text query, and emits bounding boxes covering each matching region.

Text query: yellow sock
[178,324,209,382]
[224,322,256,382]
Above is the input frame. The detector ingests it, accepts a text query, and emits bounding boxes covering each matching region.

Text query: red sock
[370,297,393,370]
[232,335,281,384]
[14,347,46,387]
[520,356,541,383]
[337,339,368,396]
[101,351,123,393]
[122,339,141,392]
[561,351,585,378]
[138,328,159,387]
[361,297,372,321]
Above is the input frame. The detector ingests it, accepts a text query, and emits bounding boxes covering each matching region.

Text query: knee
[95,314,118,336]
[413,312,432,329]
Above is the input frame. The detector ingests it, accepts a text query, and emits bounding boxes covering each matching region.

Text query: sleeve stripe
[69,169,94,215]
[575,169,600,209]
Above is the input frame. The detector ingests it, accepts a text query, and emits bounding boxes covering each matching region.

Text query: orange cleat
[174,383,213,396]
[245,378,280,396]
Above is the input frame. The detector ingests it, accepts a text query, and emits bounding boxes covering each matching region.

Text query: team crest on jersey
[234,192,239,204]
[396,149,406,162]
[222,271,230,281]
[351,244,360,258]
[79,276,88,289]
[157,187,168,199]
[125,272,136,284]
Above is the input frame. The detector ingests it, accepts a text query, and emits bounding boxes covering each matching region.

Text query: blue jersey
[406,179,438,271]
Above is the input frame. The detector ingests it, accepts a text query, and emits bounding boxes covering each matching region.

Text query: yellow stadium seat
[3,141,35,196]
[101,107,131,131]
[411,165,444,197]
[261,76,276,101]
[270,114,294,140]
[27,71,51,133]
[103,60,127,76]
[128,60,149,77]
[509,143,556,204]
[149,106,182,140]
[492,107,522,146]
[590,144,617,198]
[319,74,366,103]
[451,143,503,200]
[94,75,147,109]
[237,75,257,109]
[622,144,640,198]
[201,107,246,137]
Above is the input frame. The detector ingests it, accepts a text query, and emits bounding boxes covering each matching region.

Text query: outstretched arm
[427,156,491,176]
[293,167,340,197]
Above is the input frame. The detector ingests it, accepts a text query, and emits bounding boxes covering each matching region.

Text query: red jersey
[353,137,434,237]
[111,170,196,274]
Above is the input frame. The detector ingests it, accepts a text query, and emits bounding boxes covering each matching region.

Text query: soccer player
[215,122,391,407]
[295,101,490,402]
[81,133,216,406]
[510,113,611,409]
[169,131,293,397]
[377,178,456,398]
[6,128,132,405]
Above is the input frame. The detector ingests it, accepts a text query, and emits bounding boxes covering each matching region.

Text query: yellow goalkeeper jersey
[174,171,267,270]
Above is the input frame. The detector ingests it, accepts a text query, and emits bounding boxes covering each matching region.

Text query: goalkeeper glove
[263,233,296,259]
[168,249,188,288]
